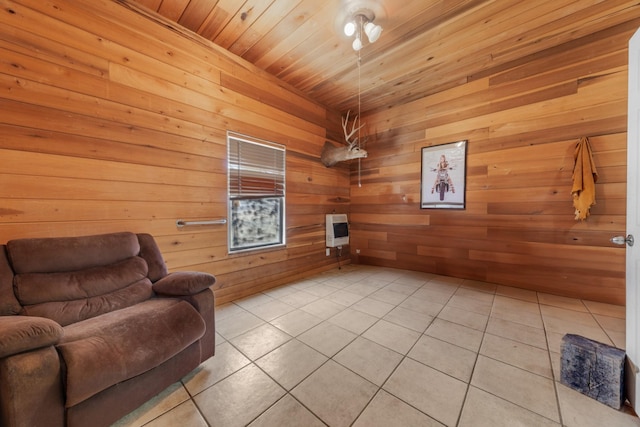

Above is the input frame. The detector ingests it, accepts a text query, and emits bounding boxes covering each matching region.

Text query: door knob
[611,234,634,247]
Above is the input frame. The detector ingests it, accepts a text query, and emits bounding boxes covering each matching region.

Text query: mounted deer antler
[321,110,368,167]
[342,110,365,148]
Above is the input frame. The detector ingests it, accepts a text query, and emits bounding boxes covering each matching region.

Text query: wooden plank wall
[0,0,350,305]
[0,0,635,306]
[352,19,636,305]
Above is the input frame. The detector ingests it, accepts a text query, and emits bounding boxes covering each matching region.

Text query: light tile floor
[112,265,640,427]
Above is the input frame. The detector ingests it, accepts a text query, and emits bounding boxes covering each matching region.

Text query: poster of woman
[421,140,467,209]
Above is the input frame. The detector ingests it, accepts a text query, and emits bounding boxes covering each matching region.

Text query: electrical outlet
[326,248,330,256]
[356,249,361,254]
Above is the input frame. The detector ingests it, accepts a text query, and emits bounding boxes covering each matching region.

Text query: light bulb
[352,37,363,51]
[344,21,356,37]
[364,22,382,43]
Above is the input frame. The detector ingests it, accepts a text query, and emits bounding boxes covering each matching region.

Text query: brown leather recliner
[0,232,216,427]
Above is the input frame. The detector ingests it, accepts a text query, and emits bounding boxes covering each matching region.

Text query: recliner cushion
[136,233,168,282]
[19,279,153,327]
[0,316,64,358]
[152,271,216,296]
[0,245,20,315]
[14,257,149,306]
[14,257,153,326]
[57,298,206,407]
[7,232,140,274]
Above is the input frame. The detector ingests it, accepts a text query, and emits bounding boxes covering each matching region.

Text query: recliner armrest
[0,316,63,358]
[152,271,216,296]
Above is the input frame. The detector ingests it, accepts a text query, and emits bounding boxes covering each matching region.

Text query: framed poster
[421,140,467,209]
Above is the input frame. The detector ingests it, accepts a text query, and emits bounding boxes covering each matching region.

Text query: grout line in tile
[538,293,566,426]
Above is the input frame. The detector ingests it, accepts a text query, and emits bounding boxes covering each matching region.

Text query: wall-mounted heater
[326,214,349,248]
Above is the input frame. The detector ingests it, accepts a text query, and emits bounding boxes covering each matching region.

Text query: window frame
[227,132,286,253]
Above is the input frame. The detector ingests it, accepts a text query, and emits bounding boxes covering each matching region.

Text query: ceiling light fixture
[343,9,383,51]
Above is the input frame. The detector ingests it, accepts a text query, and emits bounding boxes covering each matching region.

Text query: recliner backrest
[5,232,159,325]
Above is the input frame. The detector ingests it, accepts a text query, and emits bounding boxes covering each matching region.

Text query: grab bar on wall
[176,219,227,228]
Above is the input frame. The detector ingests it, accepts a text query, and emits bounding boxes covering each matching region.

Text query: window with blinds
[227,132,286,252]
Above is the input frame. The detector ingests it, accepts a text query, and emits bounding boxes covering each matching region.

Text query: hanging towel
[571,136,598,220]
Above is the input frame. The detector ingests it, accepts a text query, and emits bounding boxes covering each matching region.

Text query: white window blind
[228,134,285,198]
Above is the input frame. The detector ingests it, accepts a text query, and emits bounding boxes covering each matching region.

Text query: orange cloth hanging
[571,136,598,220]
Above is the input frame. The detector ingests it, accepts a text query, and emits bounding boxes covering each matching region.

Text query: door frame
[625,26,640,411]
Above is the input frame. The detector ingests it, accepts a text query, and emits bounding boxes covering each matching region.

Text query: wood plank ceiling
[126,0,639,115]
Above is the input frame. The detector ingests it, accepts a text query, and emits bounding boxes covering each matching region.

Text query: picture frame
[420,140,467,209]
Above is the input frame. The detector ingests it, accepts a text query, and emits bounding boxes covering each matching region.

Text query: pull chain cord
[357,16,363,188]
